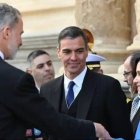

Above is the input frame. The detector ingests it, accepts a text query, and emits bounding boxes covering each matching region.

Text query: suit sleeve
[11,73,96,140]
[106,79,133,140]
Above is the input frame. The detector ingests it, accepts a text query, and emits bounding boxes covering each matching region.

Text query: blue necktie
[66,81,75,108]
[130,96,140,120]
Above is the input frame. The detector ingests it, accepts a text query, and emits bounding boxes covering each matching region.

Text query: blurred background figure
[27,49,55,90]
[130,55,140,139]
[26,49,55,140]
[82,28,94,53]
[86,53,106,74]
[123,54,134,99]
[82,28,106,74]
[123,52,140,102]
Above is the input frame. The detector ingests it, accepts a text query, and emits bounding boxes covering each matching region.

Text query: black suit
[40,69,133,140]
[0,58,95,140]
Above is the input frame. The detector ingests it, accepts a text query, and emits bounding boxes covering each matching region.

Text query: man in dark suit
[124,52,140,139]
[40,26,133,140]
[26,49,55,140]
[0,3,112,140]
[131,56,140,139]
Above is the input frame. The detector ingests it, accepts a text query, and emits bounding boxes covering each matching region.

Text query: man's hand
[94,122,112,139]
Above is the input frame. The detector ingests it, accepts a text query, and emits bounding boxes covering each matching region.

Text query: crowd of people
[0,2,140,140]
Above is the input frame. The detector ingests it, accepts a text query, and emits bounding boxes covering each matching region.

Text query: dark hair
[58,26,88,49]
[27,50,49,65]
[130,51,140,78]
[0,3,21,29]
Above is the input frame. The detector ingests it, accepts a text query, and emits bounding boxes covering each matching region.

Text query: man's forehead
[33,55,50,64]
[123,56,132,69]
[62,47,85,50]
[136,61,140,69]
[124,56,132,64]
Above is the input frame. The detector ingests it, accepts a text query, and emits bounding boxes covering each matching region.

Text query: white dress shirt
[0,51,4,59]
[138,95,140,108]
[64,67,87,100]
[134,95,140,109]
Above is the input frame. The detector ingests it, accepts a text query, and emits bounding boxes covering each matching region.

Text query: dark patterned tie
[130,96,140,120]
[66,81,75,108]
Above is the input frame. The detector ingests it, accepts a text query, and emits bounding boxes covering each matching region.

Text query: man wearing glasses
[123,51,140,139]
[123,55,134,98]
[123,52,140,108]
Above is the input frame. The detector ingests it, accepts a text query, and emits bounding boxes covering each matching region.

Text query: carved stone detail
[75,0,131,74]
[75,0,130,45]
[127,0,140,51]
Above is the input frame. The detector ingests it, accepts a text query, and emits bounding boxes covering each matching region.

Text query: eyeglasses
[123,71,132,77]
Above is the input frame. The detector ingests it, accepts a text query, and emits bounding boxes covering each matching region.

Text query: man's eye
[37,64,44,69]
[78,50,84,53]
[47,62,52,66]
[76,49,84,53]
[62,50,71,54]
[137,71,140,76]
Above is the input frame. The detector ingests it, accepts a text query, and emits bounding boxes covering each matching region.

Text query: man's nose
[44,64,50,70]
[123,77,128,83]
[71,52,77,60]
[133,76,138,84]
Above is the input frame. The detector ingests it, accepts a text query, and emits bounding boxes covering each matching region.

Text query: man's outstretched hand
[94,122,112,139]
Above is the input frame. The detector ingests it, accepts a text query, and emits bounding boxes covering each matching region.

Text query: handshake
[94,123,125,140]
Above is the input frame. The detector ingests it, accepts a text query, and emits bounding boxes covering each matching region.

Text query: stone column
[75,0,131,74]
[127,0,140,51]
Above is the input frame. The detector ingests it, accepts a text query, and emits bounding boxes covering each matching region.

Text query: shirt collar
[0,51,4,60]
[64,67,87,88]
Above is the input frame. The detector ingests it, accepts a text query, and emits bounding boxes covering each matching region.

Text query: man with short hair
[26,49,55,140]
[130,56,140,139]
[27,50,55,90]
[40,26,133,140]
[123,55,134,94]
[123,52,140,139]
[123,52,140,100]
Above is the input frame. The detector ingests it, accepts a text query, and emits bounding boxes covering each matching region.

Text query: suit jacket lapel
[76,69,97,119]
[51,76,64,111]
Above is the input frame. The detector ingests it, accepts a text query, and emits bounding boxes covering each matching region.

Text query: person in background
[86,53,106,74]
[26,49,55,140]
[82,28,94,53]
[40,26,133,140]
[0,3,112,140]
[82,28,106,74]
[27,49,55,90]
[123,54,135,100]
[123,52,140,104]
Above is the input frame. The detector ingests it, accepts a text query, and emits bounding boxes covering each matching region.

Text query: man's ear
[3,26,10,40]
[57,47,61,59]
